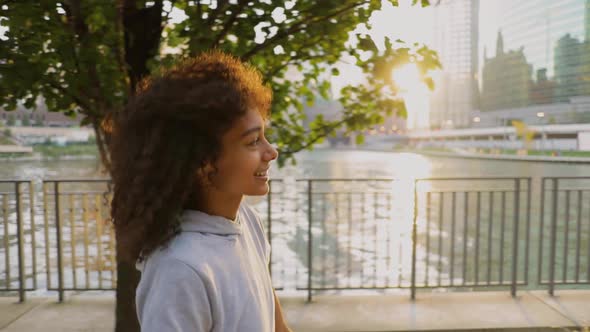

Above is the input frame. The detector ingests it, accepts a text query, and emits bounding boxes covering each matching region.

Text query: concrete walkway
[0,290,588,331]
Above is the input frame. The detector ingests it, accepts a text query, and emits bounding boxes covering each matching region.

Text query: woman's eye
[248,137,260,146]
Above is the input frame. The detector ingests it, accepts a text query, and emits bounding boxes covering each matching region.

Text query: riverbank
[410,148,590,164]
[328,145,590,164]
[0,143,98,162]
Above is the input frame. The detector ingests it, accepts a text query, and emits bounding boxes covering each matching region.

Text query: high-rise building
[553,33,590,102]
[481,31,532,111]
[429,0,480,129]
[479,0,590,115]
[530,68,557,105]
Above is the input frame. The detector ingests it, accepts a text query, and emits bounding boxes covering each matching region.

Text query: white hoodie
[135,203,275,332]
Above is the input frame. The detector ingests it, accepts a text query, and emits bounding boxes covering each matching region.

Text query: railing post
[511,179,521,297]
[538,178,546,288]
[54,182,64,302]
[411,179,418,300]
[15,182,25,302]
[267,181,272,278]
[549,178,558,296]
[307,180,313,303]
[29,181,37,290]
[525,178,531,286]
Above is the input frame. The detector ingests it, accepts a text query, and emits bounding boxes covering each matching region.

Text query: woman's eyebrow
[240,126,262,138]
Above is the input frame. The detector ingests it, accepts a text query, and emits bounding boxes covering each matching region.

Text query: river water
[1,149,589,295]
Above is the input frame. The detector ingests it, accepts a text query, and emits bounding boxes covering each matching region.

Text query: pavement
[0,290,589,332]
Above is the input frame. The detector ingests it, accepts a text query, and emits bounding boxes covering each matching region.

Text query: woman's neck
[189,192,243,221]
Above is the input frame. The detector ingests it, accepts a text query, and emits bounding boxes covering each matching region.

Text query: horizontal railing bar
[295,178,397,182]
[295,283,528,291]
[42,179,111,183]
[417,177,531,181]
[542,189,590,192]
[539,281,590,285]
[47,287,116,291]
[295,191,395,194]
[542,176,590,180]
[44,191,111,195]
[422,190,523,194]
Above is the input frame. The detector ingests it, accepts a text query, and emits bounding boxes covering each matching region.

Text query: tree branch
[93,118,111,171]
[203,0,229,27]
[115,0,131,98]
[47,81,93,113]
[0,0,19,7]
[263,42,330,83]
[241,0,368,61]
[279,116,350,156]
[209,0,248,48]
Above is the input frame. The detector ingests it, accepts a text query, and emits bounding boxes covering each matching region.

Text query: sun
[392,63,431,130]
[392,63,422,92]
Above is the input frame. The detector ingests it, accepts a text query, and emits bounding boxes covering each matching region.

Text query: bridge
[404,123,590,150]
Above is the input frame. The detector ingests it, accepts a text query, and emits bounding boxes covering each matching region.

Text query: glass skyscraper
[429,0,590,128]
[480,0,590,117]
[429,0,480,129]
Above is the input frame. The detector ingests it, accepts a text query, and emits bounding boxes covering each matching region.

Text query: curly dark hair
[108,51,272,263]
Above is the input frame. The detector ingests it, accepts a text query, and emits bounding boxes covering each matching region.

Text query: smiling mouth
[254,171,267,177]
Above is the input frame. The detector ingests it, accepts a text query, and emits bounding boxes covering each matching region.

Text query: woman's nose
[266,143,278,161]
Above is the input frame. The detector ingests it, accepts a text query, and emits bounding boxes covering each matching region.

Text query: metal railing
[42,180,115,302]
[266,179,403,302]
[540,177,590,295]
[1,177,589,302]
[263,178,532,301]
[411,177,532,299]
[0,180,36,302]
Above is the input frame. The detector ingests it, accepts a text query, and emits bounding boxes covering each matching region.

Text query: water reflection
[2,149,590,295]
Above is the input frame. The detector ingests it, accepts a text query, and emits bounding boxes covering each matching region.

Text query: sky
[331,0,435,95]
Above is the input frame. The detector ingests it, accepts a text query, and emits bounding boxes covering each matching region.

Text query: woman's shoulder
[239,201,262,224]
[142,231,227,274]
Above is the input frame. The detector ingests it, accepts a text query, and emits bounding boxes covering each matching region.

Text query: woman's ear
[196,162,216,186]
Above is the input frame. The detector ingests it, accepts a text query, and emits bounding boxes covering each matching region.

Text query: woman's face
[209,107,278,198]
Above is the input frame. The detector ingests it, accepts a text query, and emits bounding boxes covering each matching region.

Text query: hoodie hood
[136,207,243,272]
[179,208,243,236]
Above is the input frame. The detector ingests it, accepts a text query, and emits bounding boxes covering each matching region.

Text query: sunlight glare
[392,64,430,130]
[392,63,421,92]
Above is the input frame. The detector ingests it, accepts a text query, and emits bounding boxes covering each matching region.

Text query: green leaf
[0,0,437,169]
[355,134,365,145]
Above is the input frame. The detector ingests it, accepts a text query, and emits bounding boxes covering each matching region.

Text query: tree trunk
[92,119,111,173]
[115,258,141,332]
[113,3,166,331]
[122,0,165,91]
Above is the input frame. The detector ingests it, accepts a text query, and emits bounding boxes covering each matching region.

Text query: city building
[480,32,532,111]
[476,0,590,125]
[0,98,80,127]
[429,0,480,129]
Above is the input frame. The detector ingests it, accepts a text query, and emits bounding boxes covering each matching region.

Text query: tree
[21,114,30,126]
[34,114,44,127]
[6,114,16,126]
[512,120,535,151]
[0,1,440,331]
